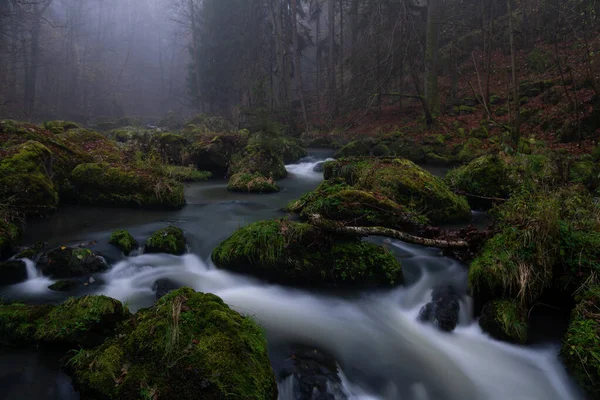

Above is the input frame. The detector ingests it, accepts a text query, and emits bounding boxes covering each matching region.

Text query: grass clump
[479,299,529,344]
[228,172,279,193]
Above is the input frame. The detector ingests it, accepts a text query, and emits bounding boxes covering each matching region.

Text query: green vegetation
[145,226,186,255]
[228,172,279,193]
[228,145,288,180]
[37,246,108,279]
[334,141,371,158]
[446,155,513,198]
[67,288,277,400]
[0,302,55,343]
[43,120,81,134]
[109,230,138,255]
[479,299,529,344]
[212,219,403,286]
[324,158,471,223]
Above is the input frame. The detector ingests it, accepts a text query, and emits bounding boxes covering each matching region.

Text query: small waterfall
[23,259,41,280]
[277,375,295,400]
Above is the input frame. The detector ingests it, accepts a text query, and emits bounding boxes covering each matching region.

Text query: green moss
[228,145,287,180]
[68,288,277,400]
[0,221,21,258]
[495,107,508,117]
[186,132,249,175]
[163,166,212,182]
[38,246,108,279]
[145,226,186,255]
[57,129,124,164]
[70,163,185,209]
[48,280,80,292]
[109,230,138,255]
[560,285,600,400]
[281,139,308,163]
[490,95,502,105]
[324,158,471,223]
[458,106,476,114]
[334,141,371,158]
[457,138,485,163]
[479,299,529,344]
[36,296,129,347]
[212,219,403,287]
[370,143,391,157]
[43,120,81,134]
[470,126,488,139]
[570,159,597,188]
[446,155,514,198]
[0,303,55,344]
[228,173,279,193]
[149,133,190,165]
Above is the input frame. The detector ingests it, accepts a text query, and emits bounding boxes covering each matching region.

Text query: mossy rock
[43,120,81,134]
[479,299,529,344]
[306,137,333,148]
[445,155,514,199]
[0,260,28,285]
[36,296,129,348]
[109,230,138,255]
[370,143,391,157]
[228,146,287,180]
[459,106,476,114]
[281,140,308,164]
[470,126,488,139]
[323,158,471,223]
[286,179,428,228]
[495,107,508,117]
[57,129,124,164]
[457,138,485,163]
[185,114,237,133]
[150,133,190,165]
[0,303,55,344]
[187,133,248,175]
[37,246,108,279]
[145,226,186,255]
[212,219,403,287]
[228,173,279,194]
[67,288,278,400]
[48,279,80,292]
[0,140,59,215]
[69,163,185,209]
[489,95,503,105]
[334,141,371,158]
[162,165,212,182]
[560,285,600,400]
[570,158,597,189]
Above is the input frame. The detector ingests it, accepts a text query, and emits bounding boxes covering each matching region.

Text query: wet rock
[0,260,28,285]
[109,229,138,255]
[418,285,461,332]
[15,242,50,260]
[313,162,325,172]
[37,246,109,279]
[152,278,181,299]
[145,226,186,255]
[48,279,81,292]
[479,299,528,344]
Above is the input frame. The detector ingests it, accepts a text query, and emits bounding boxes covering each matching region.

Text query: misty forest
[1,0,600,399]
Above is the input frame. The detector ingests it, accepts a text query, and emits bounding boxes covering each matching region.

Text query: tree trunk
[328,0,337,116]
[291,0,309,131]
[316,3,321,111]
[339,0,344,94]
[309,214,469,249]
[507,0,520,144]
[189,0,202,109]
[424,0,441,119]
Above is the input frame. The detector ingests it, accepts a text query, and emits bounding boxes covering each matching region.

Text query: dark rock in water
[0,260,28,285]
[48,279,81,292]
[38,246,109,279]
[313,162,325,172]
[279,346,347,400]
[15,242,50,260]
[152,278,181,299]
[479,299,528,344]
[418,285,461,332]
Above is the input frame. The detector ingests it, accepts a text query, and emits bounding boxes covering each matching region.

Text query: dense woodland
[1,1,600,400]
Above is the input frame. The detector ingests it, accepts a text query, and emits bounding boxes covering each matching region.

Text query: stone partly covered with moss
[150,133,190,165]
[212,219,403,287]
[228,173,279,194]
[163,165,212,182]
[323,158,471,223]
[0,140,59,215]
[36,296,129,348]
[286,179,428,228]
[446,155,514,199]
[479,299,529,344]
[0,260,28,285]
[334,141,371,158]
[229,145,288,180]
[43,120,81,135]
[69,163,185,208]
[0,302,55,344]
[57,129,124,164]
[282,139,308,164]
[67,288,278,400]
[37,246,108,279]
[457,138,485,162]
[145,226,186,255]
[109,230,138,255]
[186,132,248,175]
[561,285,600,400]
[48,279,80,292]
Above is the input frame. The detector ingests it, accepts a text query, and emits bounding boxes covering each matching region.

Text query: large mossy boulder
[228,172,279,193]
[479,299,529,344]
[37,246,109,279]
[43,120,81,134]
[212,219,403,287]
[282,139,308,164]
[109,230,138,255]
[286,179,428,228]
[0,140,59,215]
[0,303,55,344]
[323,158,471,223]
[457,138,485,162]
[334,141,371,158]
[150,133,190,165]
[145,226,186,255]
[229,146,288,180]
[36,296,129,348]
[187,133,248,175]
[57,129,124,164]
[67,288,278,400]
[561,285,600,400]
[0,260,28,285]
[69,163,185,208]
[446,154,514,199]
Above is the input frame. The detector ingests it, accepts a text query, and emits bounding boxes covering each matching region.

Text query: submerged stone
[418,285,461,332]
[212,219,403,287]
[67,288,278,399]
[0,260,28,285]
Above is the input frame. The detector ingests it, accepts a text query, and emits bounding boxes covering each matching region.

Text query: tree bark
[291,0,309,131]
[424,0,441,118]
[328,0,337,116]
[189,0,202,109]
[309,214,469,249]
[507,0,520,144]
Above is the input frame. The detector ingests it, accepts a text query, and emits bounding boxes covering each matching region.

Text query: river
[0,149,586,400]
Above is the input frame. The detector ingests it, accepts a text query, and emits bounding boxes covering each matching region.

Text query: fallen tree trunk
[309,214,469,249]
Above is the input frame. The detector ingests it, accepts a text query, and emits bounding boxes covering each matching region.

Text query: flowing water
[0,150,585,400]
